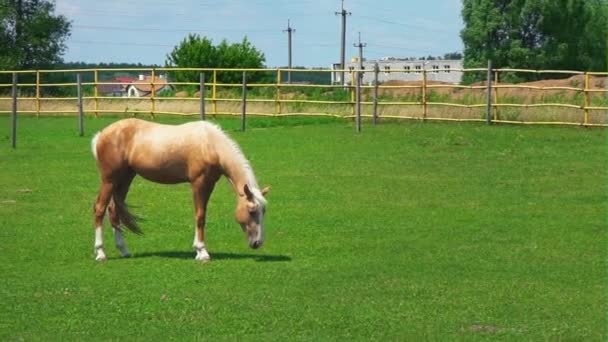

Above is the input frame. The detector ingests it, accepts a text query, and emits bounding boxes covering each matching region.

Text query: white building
[332,57,463,85]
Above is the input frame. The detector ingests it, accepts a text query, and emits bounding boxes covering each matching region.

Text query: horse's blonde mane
[202,122,266,207]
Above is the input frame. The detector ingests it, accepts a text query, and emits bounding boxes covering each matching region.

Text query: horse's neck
[217,138,258,195]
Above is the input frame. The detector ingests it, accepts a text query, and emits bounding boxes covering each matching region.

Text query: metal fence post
[355,70,362,133]
[486,60,493,125]
[200,72,205,121]
[241,71,247,131]
[373,62,379,125]
[11,72,17,149]
[77,73,84,136]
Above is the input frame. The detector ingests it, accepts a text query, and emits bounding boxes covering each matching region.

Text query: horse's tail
[111,196,143,235]
[91,132,101,161]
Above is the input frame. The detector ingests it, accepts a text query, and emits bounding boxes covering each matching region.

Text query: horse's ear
[243,184,254,200]
[261,186,271,196]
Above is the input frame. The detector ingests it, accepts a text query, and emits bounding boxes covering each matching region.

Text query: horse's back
[93,118,222,183]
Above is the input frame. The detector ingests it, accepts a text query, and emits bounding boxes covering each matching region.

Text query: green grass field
[0,115,606,340]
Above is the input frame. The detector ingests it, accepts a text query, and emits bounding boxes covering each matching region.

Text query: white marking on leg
[193,225,210,262]
[94,226,106,261]
[113,228,131,258]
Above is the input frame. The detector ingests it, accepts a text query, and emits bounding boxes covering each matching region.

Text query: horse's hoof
[121,253,132,258]
[195,256,211,263]
[95,255,107,262]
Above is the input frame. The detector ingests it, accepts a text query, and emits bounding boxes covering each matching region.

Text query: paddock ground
[0,115,605,340]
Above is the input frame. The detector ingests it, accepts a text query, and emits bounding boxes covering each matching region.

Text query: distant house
[97,76,135,97]
[126,74,173,97]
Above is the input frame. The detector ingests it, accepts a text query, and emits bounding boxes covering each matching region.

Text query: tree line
[461,0,608,82]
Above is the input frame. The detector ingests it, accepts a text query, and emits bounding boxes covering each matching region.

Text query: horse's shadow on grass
[129,250,292,262]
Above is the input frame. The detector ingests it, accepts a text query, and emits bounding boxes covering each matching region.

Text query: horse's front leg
[192,177,216,262]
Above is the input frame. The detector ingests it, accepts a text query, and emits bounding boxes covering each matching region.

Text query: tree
[443,52,463,60]
[165,34,266,84]
[0,0,71,70]
[461,0,608,81]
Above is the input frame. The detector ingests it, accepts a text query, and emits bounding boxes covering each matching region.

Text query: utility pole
[353,32,366,81]
[335,0,350,85]
[353,32,366,133]
[283,19,295,84]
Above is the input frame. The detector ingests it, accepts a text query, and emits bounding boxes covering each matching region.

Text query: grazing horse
[91,118,270,262]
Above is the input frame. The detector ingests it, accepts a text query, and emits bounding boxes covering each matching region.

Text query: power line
[73,24,276,34]
[357,15,451,34]
[71,40,174,48]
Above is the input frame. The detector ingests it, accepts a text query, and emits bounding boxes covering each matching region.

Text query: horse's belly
[132,160,189,184]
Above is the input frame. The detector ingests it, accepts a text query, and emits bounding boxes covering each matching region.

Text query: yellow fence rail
[0,66,606,127]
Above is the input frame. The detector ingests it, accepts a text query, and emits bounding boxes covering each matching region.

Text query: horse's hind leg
[108,171,135,258]
[93,180,114,261]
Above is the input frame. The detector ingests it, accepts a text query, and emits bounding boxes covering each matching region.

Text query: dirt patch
[465,324,500,334]
[380,75,607,100]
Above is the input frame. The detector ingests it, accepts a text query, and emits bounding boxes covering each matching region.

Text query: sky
[55,0,464,68]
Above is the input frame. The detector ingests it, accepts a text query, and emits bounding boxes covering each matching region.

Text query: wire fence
[1,65,607,132]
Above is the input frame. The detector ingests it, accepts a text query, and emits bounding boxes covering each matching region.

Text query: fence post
[77,73,84,136]
[11,72,17,149]
[486,60,493,125]
[94,69,99,117]
[355,70,362,133]
[276,69,281,115]
[583,72,590,125]
[150,68,156,118]
[241,71,247,131]
[422,69,427,120]
[212,69,217,114]
[373,62,379,125]
[350,70,356,117]
[200,72,205,121]
[493,70,499,121]
[35,70,40,118]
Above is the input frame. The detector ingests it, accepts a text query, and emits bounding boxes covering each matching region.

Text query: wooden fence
[1,65,607,135]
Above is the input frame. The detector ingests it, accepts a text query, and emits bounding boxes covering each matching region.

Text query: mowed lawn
[0,115,605,340]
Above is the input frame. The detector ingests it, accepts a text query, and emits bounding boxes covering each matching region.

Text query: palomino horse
[91,118,269,262]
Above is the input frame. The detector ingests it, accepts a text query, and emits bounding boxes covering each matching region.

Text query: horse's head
[236,184,270,249]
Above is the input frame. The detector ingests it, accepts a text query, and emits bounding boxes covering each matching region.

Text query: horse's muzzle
[250,240,263,249]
